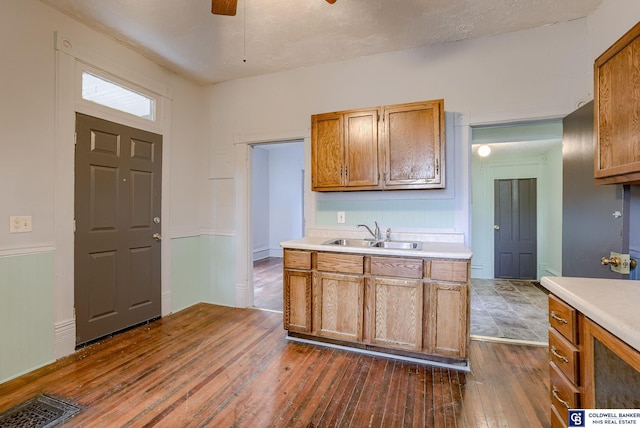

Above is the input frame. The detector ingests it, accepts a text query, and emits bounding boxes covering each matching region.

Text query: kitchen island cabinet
[541,276,640,427]
[281,239,471,369]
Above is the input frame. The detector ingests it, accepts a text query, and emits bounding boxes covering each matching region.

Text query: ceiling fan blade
[212,0,237,16]
[326,0,337,3]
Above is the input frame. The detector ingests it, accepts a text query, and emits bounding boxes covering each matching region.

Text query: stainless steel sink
[322,238,378,248]
[373,240,422,250]
[322,238,422,250]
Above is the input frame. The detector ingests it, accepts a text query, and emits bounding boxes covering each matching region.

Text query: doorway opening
[470,120,562,343]
[250,141,305,311]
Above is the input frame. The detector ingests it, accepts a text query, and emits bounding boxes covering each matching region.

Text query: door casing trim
[54,33,173,359]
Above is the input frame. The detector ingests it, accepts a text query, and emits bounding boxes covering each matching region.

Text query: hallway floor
[253,258,549,344]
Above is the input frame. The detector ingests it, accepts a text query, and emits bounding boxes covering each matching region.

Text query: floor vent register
[0,394,81,427]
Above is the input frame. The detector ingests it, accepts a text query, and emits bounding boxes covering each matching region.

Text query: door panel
[75,113,162,345]
[562,102,625,278]
[494,178,537,279]
[344,110,378,187]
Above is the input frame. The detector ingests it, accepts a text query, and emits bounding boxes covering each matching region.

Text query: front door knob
[601,256,621,267]
[152,233,162,241]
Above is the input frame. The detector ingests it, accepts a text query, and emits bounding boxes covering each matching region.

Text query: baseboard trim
[286,336,471,372]
[54,317,76,359]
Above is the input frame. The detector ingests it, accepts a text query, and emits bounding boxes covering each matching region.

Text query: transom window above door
[81,71,156,121]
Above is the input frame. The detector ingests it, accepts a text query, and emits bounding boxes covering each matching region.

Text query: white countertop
[280,236,472,259]
[541,276,640,352]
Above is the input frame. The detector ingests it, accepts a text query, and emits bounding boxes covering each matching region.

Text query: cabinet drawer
[371,256,423,279]
[550,403,568,428]
[550,362,580,424]
[284,250,311,270]
[549,294,578,343]
[428,260,468,282]
[549,327,580,385]
[317,252,364,274]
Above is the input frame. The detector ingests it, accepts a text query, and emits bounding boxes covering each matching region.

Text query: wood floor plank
[0,304,550,427]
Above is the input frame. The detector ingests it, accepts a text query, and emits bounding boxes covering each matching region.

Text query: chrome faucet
[357,221,381,240]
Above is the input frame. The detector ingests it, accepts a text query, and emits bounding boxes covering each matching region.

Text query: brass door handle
[601,256,621,267]
[152,233,162,241]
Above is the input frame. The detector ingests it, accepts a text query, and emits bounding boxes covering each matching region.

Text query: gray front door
[75,113,162,345]
[494,178,537,279]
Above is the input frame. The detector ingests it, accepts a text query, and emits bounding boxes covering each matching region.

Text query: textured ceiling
[40,0,603,84]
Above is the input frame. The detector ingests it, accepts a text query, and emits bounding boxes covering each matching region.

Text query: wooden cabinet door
[370,277,423,351]
[344,109,379,187]
[314,272,364,342]
[383,100,445,189]
[311,112,344,190]
[283,269,312,333]
[594,22,640,184]
[425,282,469,358]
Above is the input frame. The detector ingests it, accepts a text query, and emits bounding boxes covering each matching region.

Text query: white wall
[252,147,270,259]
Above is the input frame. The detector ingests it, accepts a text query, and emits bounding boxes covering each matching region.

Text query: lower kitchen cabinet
[283,249,312,333]
[314,272,364,342]
[370,277,423,351]
[283,248,470,366]
[283,270,312,333]
[425,282,469,358]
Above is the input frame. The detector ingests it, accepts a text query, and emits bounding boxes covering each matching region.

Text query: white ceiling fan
[212,0,336,16]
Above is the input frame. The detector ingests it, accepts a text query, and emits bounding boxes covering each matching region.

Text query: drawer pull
[551,311,568,324]
[552,386,570,409]
[551,346,569,364]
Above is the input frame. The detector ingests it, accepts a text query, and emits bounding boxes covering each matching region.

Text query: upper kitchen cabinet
[311,99,445,191]
[383,100,445,189]
[594,22,640,185]
[311,109,380,191]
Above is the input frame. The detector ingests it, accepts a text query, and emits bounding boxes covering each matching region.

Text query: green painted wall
[0,252,54,383]
[171,236,208,312]
[170,235,236,313]
[201,235,236,307]
[316,199,456,229]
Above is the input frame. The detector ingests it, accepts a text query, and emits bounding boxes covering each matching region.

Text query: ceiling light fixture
[477,145,491,157]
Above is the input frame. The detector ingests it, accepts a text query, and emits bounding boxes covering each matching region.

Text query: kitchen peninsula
[281,232,472,370]
[541,276,640,426]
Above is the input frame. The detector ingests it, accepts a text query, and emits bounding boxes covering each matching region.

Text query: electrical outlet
[337,211,346,224]
[9,216,32,233]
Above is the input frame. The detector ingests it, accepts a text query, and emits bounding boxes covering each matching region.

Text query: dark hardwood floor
[254,257,550,343]
[0,303,550,427]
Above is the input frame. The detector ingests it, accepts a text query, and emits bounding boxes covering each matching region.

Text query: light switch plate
[337,211,346,224]
[9,216,32,233]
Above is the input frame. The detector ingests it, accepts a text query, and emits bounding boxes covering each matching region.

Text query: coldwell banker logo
[569,410,586,427]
